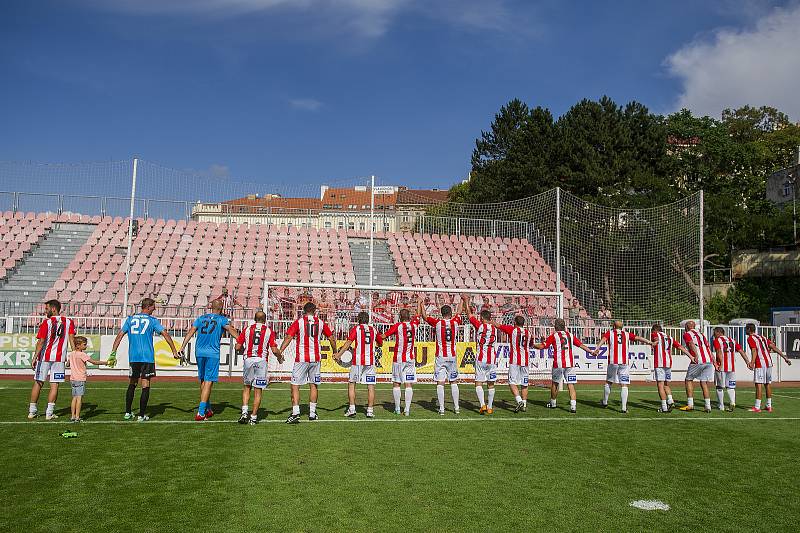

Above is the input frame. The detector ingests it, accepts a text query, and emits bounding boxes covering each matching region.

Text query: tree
[468,99,556,203]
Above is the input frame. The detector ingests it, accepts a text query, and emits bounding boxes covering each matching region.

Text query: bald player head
[254,311,266,323]
[685,320,696,331]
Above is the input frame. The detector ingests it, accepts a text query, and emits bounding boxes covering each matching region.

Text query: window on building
[383,223,390,232]
[784,181,794,197]
[324,221,332,229]
[348,221,355,230]
[359,222,365,231]
[402,216,409,222]
[337,221,344,230]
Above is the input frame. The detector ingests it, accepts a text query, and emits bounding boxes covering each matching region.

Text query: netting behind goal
[413,188,702,324]
[263,282,562,385]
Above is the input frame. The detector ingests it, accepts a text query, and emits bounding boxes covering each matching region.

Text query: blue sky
[1,0,798,193]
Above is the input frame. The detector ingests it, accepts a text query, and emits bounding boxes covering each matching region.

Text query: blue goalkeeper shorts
[196,356,220,383]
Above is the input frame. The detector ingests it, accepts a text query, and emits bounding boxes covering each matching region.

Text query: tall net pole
[699,189,704,327]
[122,157,138,317]
[368,174,376,320]
[555,187,562,319]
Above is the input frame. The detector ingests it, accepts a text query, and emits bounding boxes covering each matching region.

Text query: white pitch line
[3,416,800,425]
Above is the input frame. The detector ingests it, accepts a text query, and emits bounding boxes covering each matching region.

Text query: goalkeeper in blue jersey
[110,298,179,421]
[178,299,239,421]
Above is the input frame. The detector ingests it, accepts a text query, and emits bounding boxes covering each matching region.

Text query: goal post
[262,280,564,385]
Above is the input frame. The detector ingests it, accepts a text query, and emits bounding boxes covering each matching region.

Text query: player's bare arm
[270,346,284,364]
[224,324,239,339]
[31,338,44,369]
[737,348,753,369]
[178,326,197,354]
[686,340,699,363]
[768,340,792,365]
[110,329,127,354]
[532,336,546,350]
[334,339,353,361]
[277,336,292,355]
[160,330,179,358]
[461,294,473,319]
[418,296,428,320]
[633,334,656,347]
[68,333,76,352]
[592,336,608,356]
[327,333,338,355]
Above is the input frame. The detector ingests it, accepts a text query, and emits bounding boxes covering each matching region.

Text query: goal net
[262,281,563,386]
[413,188,703,325]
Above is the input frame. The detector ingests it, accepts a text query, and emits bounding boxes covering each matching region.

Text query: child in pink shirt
[67,336,110,422]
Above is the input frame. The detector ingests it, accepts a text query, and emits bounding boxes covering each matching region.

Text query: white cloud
[207,163,231,177]
[289,98,323,111]
[665,4,800,119]
[84,0,520,39]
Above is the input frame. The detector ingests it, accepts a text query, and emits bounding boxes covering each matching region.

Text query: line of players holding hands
[26,295,791,424]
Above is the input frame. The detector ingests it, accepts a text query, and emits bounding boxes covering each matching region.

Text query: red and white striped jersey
[425,316,461,359]
[651,331,680,368]
[544,330,584,368]
[682,330,713,364]
[712,335,742,372]
[497,324,530,367]
[285,315,334,363]
[36,316,76,363]
[384,318,419,363]
[468,316,498,364]
[601,329,636,365]
[747,333,773,369]
[348,324,383,366]
[236,323,276,358]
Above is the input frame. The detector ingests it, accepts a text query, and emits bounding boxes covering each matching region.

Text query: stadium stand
[0,211,585,320]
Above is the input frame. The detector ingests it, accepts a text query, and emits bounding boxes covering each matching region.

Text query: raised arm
[418,296,427,321]
[590,335,609,355]
[461,295,473,319]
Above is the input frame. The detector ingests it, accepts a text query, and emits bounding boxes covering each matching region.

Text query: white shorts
[606,363,630,385]
[34,360,65,383]
[653,368,672,382]
[291,361,321,386]
[552,366,577,384]
[349,365,377,385]
[243,357,268,389]
[392,361,417,384]
[434,357,459,382]
[686,362,714,382]
[754,366,773,385]
[715,370,736,389]
[474,361,497,383]
[508,364,529,387]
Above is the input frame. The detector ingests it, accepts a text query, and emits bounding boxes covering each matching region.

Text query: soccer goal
[262,280,564,386]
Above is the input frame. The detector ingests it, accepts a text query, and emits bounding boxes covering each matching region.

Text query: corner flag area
[3,379,799,531]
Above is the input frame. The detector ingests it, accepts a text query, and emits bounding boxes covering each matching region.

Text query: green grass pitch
[2,379,799,532]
